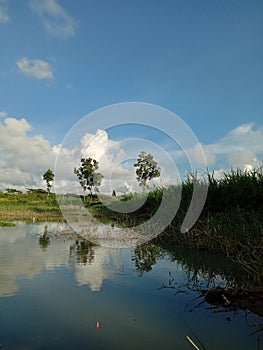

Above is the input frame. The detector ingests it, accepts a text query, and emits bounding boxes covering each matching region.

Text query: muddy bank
[204,286,263,318]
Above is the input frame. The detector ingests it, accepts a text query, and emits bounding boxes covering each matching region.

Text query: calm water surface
[0,222,262,350]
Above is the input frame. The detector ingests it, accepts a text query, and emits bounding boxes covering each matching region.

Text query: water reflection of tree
[162,244,260,288]
[172,244,259,287]
[75,239,96,265]
[132,240,262,289]
[39,225,50,250]
[132,242,165,276]
[157,245,263,340]
[39,236,50,250]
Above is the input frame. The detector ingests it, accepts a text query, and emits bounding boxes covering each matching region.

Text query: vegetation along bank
[0,164,262,283]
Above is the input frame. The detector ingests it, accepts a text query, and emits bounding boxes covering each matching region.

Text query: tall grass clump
[159,166,263,283]
[206,166,263,212]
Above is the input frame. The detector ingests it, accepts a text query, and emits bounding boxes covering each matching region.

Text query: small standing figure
[112,190,116,197]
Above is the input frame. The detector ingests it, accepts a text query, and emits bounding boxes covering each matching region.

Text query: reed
[89,166,263,281]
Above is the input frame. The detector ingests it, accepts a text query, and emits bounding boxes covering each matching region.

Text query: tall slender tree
[134,151,160,191]
[74,157,103,200]
[43,169,54,197]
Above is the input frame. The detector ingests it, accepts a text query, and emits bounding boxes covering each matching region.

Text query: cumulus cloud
[229,123,255,136]
[80,129,121,162]
[187,142,216,167]
[116,182,133,194]
[16,57,54,80]
[0,0,9,23]
[29,0,76,39]
[155,122,263,180]
[209,123,263,170]
[1,114,262,194]
[0,116,56,191]
[55,129,137,195]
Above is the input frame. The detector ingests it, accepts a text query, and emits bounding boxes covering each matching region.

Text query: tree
[74,157,103,199]
[27,188,47,194]
[6,188,22,194]
[134,151,161,191]
[43,169,54,196]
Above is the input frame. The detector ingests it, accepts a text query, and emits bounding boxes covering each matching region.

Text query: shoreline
[0,209,64,223]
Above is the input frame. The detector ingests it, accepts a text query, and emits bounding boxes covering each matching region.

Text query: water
[0,222,262,350]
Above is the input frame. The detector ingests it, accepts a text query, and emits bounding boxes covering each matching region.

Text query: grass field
[0,191,63,222]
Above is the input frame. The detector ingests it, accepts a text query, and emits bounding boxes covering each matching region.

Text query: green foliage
[27,188,47,194]
[0,192,62,221]
[132,243,164,276]
[5,188,22,194]
[206,167,263,212]
[134,151,161,190]
[74,157,103,197]
[39,236,50,250]
[75,239,97,264]
[0,221,16,227]
[43,169,54,194]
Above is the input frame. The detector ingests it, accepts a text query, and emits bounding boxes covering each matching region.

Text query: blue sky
[0,0,262,193]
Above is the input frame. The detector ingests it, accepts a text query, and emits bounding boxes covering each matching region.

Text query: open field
[0,191,63,222]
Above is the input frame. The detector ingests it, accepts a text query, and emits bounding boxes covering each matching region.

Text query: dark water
[0,222,262,350]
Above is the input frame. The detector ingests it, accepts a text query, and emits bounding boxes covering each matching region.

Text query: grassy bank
[163,168,263,277]
[0,191,63,222]
[90,167,263,282]
[1,168,262,281]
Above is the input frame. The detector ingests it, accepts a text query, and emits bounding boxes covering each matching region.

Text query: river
[0,222,262,350]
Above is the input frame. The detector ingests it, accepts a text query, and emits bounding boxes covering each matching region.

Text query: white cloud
[187,142,216,167]
[0,110,8,118]
[0,0,9,23]
[0,116,56,192]
[51,122,263,195]
[116,182,133,194]
[208,123,263,169]
[229,123,255,136]
[29,0,76,39]
[210,168,226,180]
[55,129,137,195]
[16,57,54,80]
[158,122,263,179]
[1,115,262,195]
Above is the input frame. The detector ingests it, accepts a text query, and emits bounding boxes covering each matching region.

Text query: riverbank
[1,168,262,283]
[89,168,263,284]
[0,191,63,222]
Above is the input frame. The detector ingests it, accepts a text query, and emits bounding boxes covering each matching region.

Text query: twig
[186,336,200,350]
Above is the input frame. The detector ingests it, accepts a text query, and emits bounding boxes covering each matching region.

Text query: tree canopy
[134,151,161,190]
[74,157,103,197]
[43,169,54,194]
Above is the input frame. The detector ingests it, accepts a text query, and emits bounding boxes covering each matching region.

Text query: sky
[0,0,262,194]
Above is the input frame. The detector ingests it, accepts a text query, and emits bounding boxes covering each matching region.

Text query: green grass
[88,166,263,282]
[0,221,16,227]
[0,191,64,222]
[0,167,262,281]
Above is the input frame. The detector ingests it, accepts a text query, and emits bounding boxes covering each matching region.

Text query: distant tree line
[2,151,160,197]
